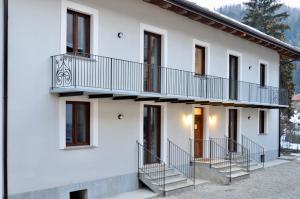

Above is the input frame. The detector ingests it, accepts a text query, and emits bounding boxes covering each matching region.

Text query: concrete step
[212,163,236,169]
[145,171,181,180]
[153,176,187,187]
[249,164,264,172]
[162,180,194,196]
[226,171,249,181]
[219,166,243,174]
[140,167,172,174]
[237,161,258,168]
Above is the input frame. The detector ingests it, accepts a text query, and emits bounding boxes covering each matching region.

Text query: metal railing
[212,137,250,172]
[242,134,265,168]
[190,137,250,182]
[167,139,195,185]
[137,141,166,195]
[190,138,233,182]
[51,53,288,105]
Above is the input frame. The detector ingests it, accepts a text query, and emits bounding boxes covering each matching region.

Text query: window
[66,101,90,146]
[67,10,90,55]
[260,63,266,87]
[195,45,205,75]
[70,189,87,199]
[259,110,266,134]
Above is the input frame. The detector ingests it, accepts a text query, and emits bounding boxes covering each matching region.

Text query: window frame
[259,110,266,134]
[67,9,91,55]
[260,63,266,87]
[66,101,91,146]
[194,45,206,76]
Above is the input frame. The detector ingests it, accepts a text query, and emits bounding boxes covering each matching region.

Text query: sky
[190,0,300,10]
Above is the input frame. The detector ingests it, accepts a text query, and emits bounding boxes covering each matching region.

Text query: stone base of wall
[9,173,138,199]
[265,149,279,162]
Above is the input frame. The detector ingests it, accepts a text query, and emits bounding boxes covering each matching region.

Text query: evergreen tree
[242,0,295,140]
[242,0,289,40]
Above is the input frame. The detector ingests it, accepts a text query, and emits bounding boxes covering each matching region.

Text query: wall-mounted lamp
[182,114,192,127]
[249,66,252,70]
[117,32,124,38]
[248,116,251,120]
[209,115,217,127]
[117,113,124,120]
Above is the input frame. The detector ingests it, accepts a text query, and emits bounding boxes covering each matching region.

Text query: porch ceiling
[56,91,286,109]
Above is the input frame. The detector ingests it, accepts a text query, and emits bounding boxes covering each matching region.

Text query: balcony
[51,53,288,107]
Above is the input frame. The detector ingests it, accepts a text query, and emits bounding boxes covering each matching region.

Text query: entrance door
[194,107,204,158]
[143,105,161,164]
[144,31,161,93]
[229,55,238,100]
[228,109,238,152]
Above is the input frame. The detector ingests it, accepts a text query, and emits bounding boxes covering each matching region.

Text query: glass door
[143,105,161,164]
[228,109,238,152]
[144,31,161,93]
[229,55,238,100]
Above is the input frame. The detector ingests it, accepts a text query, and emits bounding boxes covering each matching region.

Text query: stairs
[210,158,249,183]
[138,164,194,196]
[137,140,196,196]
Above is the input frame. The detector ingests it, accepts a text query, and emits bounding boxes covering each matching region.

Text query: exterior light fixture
[248,116,251,120]
[182,114,192,127]
[249,66,252,70]
[118,114,124,120]
[209,115,217,127]
[117,32,124,38]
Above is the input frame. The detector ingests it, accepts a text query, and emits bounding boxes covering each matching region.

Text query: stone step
[153,176,187,187]
[219,166,243,174]
[140,167,172,174]
[145,170,181,180]
[142,163,165,169]
[161,180,194,196]
[212,163,236,169]
[249,164,264,172]
[237,161,258,168]
[226,171,249,179]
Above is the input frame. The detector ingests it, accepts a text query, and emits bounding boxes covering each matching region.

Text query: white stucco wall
[7,0,281,196]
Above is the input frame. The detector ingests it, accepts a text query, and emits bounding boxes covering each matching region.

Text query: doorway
[228,109,238,152]
[143,105,161,164]
[229,55,239,100]
[144,31,161,93]
[194,107,204,158]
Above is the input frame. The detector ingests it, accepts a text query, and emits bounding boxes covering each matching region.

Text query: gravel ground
[158,160,300,199]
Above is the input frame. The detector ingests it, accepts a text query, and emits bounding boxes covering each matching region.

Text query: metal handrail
[219,136,251,172]
[51,53,288,105]
[190,138,233,182]
[167,139,195,185]
[242,134,265,168]
[137,141,166,195]
[210,138,233,182]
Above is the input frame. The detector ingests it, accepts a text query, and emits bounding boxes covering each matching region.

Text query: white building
[1,0,300,198]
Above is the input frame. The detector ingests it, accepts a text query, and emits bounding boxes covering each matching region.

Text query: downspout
[3,0,8,198]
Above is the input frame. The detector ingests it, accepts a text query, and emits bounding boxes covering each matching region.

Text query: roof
[144,0,300,60]
[292,94,300,101]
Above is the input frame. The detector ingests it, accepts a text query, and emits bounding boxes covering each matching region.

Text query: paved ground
[157,160,300,199]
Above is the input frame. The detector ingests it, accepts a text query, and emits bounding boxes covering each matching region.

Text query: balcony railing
[51,53,288,105]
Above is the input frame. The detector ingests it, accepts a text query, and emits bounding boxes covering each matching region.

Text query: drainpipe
[3,0,8,198]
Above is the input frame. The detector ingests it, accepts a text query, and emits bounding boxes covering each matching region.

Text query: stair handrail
[167,139,195,186]
[209,138,233,183]
[242,134,265,168]
[137,141,166,195]
[223,136,250,172]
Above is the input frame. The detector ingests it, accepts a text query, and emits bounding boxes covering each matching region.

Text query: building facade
[2,0,300,198]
